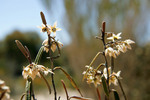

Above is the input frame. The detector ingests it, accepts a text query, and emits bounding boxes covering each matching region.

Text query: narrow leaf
[69,96,91,100]
[40,11,47,25]
[112,89,120,100]
[54,67,83,97]
[25,46,32,64]
[101,75,109,97]
[15,40,28,58]
[39,71,51,94]
[61,80,69,100]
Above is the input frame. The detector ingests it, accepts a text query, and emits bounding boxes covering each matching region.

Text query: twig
[61,80,69,100]
[96,87,101,100]
[101,22,110,100]
[48,34,57,100]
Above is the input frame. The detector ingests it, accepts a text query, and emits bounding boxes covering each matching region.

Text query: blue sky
[1,1,150,46]
[0,0,70,44]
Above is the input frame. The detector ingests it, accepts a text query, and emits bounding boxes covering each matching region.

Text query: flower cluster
[105,32,135,58]
[42,39,63,53]
[103,67,122,86]
[0,79,11,100]
[39,21,61,36]
[83,65,102,87]
[83,66,121,87]
[39,21,63,53]
[22,63,53,80]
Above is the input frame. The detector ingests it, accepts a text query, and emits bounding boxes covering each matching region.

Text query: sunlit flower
[107,32,122,42]
[22,63,53,80]
[38,24,48,32]
[83,65,102,87]
[0,79,11,100]
[42,39,63,53]
[49,21,61,37]
[38,24,51,35]
[116,44,127,53]
[105,47,117,58]
[124,39,135,50]
[103,67,121,86]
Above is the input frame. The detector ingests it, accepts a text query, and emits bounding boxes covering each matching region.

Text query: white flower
[105,47,117,58]
[107,32,122,42]
[42,39,63,53]
[103,67,121,86]
[116,44,127,53]
[38,24,51,35]
[0,79,11,100]
[22,63,53,80]
[83,65,102,87]
[48,21,61,37]
[124,39,135,50]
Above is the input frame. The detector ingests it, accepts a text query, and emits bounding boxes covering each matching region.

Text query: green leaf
[34,46,44,64]
[113,90,120,100]
[101,75,109,97]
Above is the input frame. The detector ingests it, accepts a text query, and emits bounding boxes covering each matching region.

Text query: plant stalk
[48,34,57,100]
[25,77,32,100]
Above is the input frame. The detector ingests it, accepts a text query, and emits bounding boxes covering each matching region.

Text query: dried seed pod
[40,11,47,25]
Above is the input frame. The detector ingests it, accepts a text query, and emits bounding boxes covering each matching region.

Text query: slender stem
[96,87,101,100]
[31,80,36,100]
[101,22,109,100]
[103,54,109,94]
[89,52,102,66]
[111,57,114,72]
[96,63,105,71]
[51,69,57,100]
[25,77,32,100]
[48,34,57,100]
[117,79,127,100]
[61,80,69,100]
[39,71,51,94]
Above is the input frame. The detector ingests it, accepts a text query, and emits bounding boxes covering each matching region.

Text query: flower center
[42,27,47,32]
[52,27,56,32]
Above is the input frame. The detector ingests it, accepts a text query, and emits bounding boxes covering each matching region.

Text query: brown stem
[101,22,109,100]
[39,71,51,94]
[96,87,101,100]
[48,34,57,100]
[0,91,6,99]
[20,93,26,100]
[61,80,69,100]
